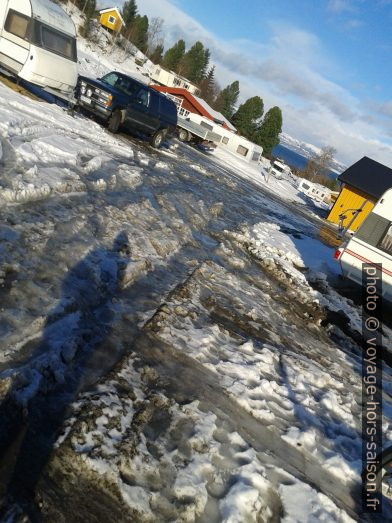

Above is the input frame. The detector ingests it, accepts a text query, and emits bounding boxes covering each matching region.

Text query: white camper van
[0,0,77,96]
[270,159,292,180]
[335,188,392,301]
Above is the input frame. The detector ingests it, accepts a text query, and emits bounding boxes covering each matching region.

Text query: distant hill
[279,132,346,174]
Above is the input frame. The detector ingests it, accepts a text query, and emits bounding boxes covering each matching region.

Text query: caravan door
[0,0,31,74]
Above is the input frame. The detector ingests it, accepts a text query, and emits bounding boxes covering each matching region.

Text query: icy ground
[0,80,391,522]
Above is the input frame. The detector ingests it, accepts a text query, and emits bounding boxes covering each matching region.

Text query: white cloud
[327,0,354,13]
[108,0,392,167]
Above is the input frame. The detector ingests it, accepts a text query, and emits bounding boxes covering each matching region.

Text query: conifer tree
[162,40,186,72]
[253,106,282,156]
[198,66,218,105]
[232,96,264,138]
[179,42,209,83]
[129,15,149,53]
[121,0,138,26]
[149,44,164,64]
[213,81,240,120]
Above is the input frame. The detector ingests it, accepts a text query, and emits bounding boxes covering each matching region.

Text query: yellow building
[327,156,392,232]
[99,7,125,33]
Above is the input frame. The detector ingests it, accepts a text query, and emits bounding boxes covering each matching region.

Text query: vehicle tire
[108,110,121,133]
[178,128,189,142]
[150,129,165,148]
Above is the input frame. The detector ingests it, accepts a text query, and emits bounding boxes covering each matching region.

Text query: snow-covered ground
[0,5,391,521]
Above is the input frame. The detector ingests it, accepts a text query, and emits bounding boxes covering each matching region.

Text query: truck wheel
[178,128,189,142]
[150,129,165,148]
[108,110,121,133]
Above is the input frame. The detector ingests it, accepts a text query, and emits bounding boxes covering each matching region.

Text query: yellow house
[327,156,392,232]
[99,7,125,33]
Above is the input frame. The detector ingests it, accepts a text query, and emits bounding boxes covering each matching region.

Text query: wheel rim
[155,134,162,146]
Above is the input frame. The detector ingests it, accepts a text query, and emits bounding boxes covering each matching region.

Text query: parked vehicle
[195,140,216,153]
[75,71,177,147]
[334,188,392,301]
[297,179,334,209]
[0,0,77,98]
[270,159,292,180]
[176,116,222,145]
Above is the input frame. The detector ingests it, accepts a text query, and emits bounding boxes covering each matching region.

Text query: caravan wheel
[178,129,189,142]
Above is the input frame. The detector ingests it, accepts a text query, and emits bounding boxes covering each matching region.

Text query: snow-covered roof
[31,0,76,36]
[194,95,237,132]
[99,7,125,26]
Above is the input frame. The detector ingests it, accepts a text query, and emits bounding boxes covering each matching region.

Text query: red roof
[150,85,232,131]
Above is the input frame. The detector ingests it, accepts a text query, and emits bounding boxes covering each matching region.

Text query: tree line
[64,0,282,156]
[119,1,283,156]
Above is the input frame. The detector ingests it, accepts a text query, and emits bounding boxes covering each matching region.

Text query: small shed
[99,7,125,33]
[327,156,392,232]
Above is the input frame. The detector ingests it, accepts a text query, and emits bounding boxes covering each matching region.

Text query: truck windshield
[101,73,140,97]
[30,20,77,62]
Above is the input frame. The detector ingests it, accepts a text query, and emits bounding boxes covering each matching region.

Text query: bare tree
[146,17,164,57]
[300,146,337,182]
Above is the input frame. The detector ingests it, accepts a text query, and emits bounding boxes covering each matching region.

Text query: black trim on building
[338,156,392,199]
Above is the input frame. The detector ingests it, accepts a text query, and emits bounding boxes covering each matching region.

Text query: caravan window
[200,121,213,131]
[40,26,74,60]
[237,145,249,156]
[30,21,77,62]
[356,213,390,248]
[5,9,31,40]
[378,223,392,255]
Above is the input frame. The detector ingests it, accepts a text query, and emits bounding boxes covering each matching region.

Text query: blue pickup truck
[75,71,178,148]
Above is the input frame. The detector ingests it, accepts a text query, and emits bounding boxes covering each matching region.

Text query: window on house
[377,223,392,255]
[222,137,229,144]
[237,145,249,156]
[108,15,116,24]
[5,9,31,40]
[166,94,182,107]
[178,107,190,117]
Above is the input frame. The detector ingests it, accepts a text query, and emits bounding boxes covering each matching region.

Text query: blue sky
[100,0,392,166]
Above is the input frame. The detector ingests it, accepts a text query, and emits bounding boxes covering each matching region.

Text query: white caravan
[0,0,77,96]
[335,188,392,301]
[270,159,292,180]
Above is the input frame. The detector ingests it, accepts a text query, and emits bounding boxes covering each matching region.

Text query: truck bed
[177,117,222,143]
